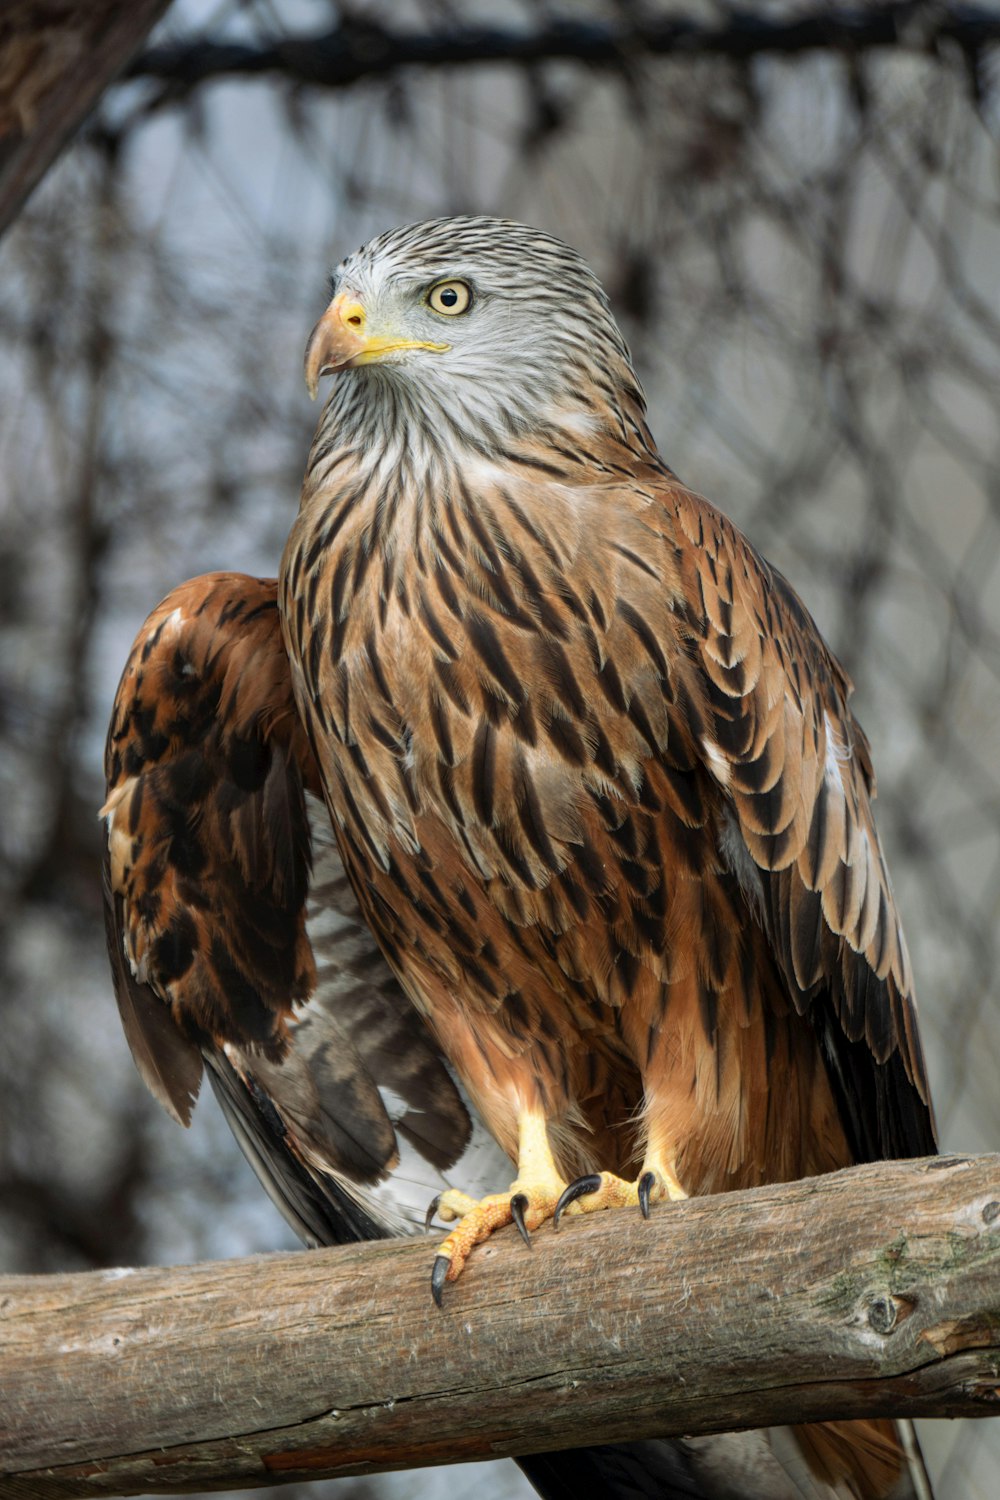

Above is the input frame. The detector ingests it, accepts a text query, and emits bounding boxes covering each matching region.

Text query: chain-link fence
[1,3,998,1496]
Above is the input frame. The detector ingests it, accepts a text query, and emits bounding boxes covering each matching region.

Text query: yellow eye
[427,280,472,316]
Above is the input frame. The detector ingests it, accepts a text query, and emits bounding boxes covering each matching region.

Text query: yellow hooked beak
[304,291,450,398]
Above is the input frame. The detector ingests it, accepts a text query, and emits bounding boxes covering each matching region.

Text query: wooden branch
[2,1155,999,1498]
[124,4,1000,107]
[0,0,170,237]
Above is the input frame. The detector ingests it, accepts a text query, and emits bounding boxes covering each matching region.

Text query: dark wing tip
[103,864,203,1126]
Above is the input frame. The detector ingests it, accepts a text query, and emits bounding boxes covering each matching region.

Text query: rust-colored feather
[103,573,318,1061]
[282,438,936,1190]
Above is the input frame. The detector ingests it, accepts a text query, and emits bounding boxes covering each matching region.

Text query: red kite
[104,217,936,1499]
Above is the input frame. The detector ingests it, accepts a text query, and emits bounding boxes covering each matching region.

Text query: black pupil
[440,287,459,306]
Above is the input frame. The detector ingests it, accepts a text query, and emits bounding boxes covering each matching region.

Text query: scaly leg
[553,1127,687,1227]
[428,1108,572,1305]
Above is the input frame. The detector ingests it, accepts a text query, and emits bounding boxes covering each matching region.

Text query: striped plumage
[103,217,937,1499]
[284,217,932,1191]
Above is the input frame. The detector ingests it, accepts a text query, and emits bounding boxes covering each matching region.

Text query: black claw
[554,1173,602,1231]
[425,1194,442,1231]
[638,1171,656,1220]
[431,1254,450,1308]
[510,1193,532,1249]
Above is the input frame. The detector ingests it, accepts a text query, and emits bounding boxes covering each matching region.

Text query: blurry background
[1,2,999,1497]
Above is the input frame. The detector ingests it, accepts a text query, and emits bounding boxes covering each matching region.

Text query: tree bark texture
[0,0,170,236]
[1,1154,998,1499]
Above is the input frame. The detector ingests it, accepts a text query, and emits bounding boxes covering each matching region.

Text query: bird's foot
[427,1176,570,1306]
[553,1165,687,1228]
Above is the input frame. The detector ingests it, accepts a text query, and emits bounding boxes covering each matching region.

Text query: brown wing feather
[102,572,473,1216]
[102,868,203,1127]
[102,573,318,1061]
[665,485,936,1160]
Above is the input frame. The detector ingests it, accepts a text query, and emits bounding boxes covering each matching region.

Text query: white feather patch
[702,737,732,787]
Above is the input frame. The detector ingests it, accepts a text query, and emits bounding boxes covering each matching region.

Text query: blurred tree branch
[2,1155,999,1497]
[16,139,118,908]
[125,4,1000,110]
[0,1,170,236]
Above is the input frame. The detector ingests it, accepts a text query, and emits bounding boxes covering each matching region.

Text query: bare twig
[124,4,1000,109]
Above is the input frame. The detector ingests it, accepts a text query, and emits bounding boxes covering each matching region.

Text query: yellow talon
[428,1108,570,1303]
[553,1158,687,1226]
[427,1115,688,1303]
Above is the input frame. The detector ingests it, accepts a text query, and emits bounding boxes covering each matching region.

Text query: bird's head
[304,216,643,452]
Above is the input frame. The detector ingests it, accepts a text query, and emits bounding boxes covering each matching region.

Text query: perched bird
[103,217,937,1499]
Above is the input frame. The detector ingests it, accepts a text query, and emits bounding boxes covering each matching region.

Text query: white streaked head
[305,216,643,452]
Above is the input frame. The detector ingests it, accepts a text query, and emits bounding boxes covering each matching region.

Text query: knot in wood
[982,1200,1000,1225]
[866,1293,907,1335]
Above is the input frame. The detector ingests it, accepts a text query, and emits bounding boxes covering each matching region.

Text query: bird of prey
[103,217,937,1500]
